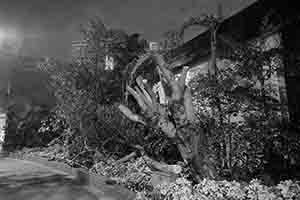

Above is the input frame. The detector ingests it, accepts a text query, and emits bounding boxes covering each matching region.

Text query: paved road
[0,158,134,200]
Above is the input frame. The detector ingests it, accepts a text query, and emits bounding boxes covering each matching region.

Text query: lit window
[105,55,114,70]
[149,42,160,51]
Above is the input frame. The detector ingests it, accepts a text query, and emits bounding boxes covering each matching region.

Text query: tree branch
[143,156,182,175]
[118,104,146,125]
[115,152,137,165]
[126,86,148,111]
[136,76,153,104]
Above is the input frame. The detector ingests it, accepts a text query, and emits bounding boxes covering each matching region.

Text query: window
[105,55,114,70]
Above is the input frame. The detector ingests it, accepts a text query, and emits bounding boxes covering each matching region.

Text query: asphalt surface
[0,157,134,200]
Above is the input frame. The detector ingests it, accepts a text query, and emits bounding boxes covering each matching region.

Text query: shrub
[92,157,152,193]
[151,178,300,200]
[2,105,53,151]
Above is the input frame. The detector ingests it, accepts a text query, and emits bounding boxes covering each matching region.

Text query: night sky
[0,0,255,60]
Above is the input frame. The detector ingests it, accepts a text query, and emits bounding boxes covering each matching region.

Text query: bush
[150,178,300,200]
[92,156,152,193]
[2,105,54,151]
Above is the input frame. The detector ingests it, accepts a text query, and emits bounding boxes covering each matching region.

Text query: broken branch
[115,152,137,165]
[136,76,153,104]
[118,104,146,125]
[127,86,148,111]
[143,156,182,175]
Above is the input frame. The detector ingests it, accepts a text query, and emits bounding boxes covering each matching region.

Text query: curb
[9,154,136,200]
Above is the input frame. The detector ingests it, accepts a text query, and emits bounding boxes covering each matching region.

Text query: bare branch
[130,53,152,82]
[118,104,146,125]
[134,86,153,113]
[115,152,137,165]
[143,156,182,174]
[144,80,160,107]
[136,76,153,104]
[126,86,148,111]
[154,55,174,83]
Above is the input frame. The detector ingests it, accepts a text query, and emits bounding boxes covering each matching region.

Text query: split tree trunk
[118,53,218,181]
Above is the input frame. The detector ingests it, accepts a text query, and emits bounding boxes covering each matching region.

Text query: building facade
[167,0,300,126]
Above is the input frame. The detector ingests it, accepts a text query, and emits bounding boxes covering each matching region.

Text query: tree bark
[118,53,218,180]
[115,152,137,165]
[143,156,182,175]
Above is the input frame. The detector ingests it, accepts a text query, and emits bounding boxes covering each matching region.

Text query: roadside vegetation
[3,13,300,200]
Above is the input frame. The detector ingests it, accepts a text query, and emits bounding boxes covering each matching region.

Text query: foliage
[187,38,298,181]
[151,178,300,200]
[34,12,300,193]
[35,102,178,168]
[38,18,150,155]
[2,104,54,151]
[38,111,68,137]
[8,145,300,200]
[92,156,152,193]
[80,17,148,68]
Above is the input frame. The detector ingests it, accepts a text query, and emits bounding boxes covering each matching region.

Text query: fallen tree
[118,53,218,181]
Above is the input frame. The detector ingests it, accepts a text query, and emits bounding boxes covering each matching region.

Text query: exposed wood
[136,76,153,104]
[134,86,153,110]
[126,86,148,111]
[143,156,182,175]
[184,88,196,122]
[119,51,219,180]
[115,152,137,165]
[153,81,168,104]
[179,66,189,88]
[118,104,146,125]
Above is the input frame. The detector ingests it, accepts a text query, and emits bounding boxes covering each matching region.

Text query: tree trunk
[118,53,218,180]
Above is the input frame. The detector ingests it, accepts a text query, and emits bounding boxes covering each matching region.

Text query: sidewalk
[0,156,135,200]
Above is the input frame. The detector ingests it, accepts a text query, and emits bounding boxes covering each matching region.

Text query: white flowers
[276,180,300,200]
[155,178,300,200]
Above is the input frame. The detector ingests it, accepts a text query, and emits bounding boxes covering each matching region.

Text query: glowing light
[0,28,22,55]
